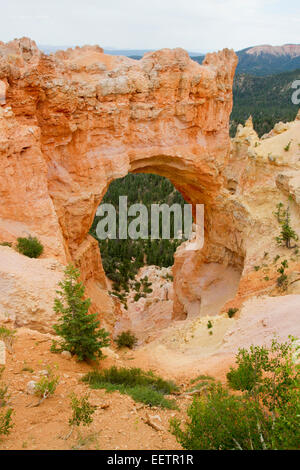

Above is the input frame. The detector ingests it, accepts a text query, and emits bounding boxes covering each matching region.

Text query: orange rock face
[0,38,238,319]
[1,37,299,327]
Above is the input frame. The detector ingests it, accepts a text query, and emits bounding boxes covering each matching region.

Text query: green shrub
[34,366,59,400]
[276,260,289,290]
[275,204,298,249]
[129,385,177,409]
[0,368,13,437]
[190,375,215,385]
[141,276,153,294]
[170,383,270,450]
[0,327,15,353]
[69,393,96,428]
[0,408,13,437]
[226,346,266,392]
[171,337,300,450]
[134,281,141,292]
[187,375,216,393]
[52,265,110,361]
[0,367,10,407]
[227,308,238,318]
[115,331,138,349]
[16,235,44,258]
[82,367,178,409]
[284,141,291,152]
[0,242,12,247]
[133,292,145,302]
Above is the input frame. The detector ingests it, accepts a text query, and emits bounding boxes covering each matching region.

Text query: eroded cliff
[0,37,300,330]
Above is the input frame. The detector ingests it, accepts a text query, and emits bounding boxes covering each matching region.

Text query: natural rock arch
[4,38,297,325]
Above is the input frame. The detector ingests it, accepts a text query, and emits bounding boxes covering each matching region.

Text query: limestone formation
[0,37,300,328]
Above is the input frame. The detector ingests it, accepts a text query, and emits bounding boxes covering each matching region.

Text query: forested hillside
[230,69,299,136]
[90,174,185,298]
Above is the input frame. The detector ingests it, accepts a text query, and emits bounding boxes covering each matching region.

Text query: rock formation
[0,37,300,330]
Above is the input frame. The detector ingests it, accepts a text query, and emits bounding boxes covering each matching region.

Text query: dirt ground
[2,289,298,450]
[0,328,234,451]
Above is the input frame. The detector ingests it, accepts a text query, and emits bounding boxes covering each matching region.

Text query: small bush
[273,254,280,264]
[190,375,215,385]
[171,338,300,450]
[170,383,270,450]
[69,393,96,428]
[227,308,238,319]
[0,368,13,437]
[284,141,291,152]
[16,236,43,258]
[0,242,12,247]
[0,327,15,353]
[0,367,10,407]
[134,281,141,292]
[82,367,178,409]
[275,204,298,249]
[187,375,216,393]
[0,408,13,437]
[141,276,153,294]
[133,292,145,302]
[34,366,59,401]
[276,260,289,290]
[115,330,138,349]
[129,385,177,409]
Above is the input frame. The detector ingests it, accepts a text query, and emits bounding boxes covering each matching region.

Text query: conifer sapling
[52,265,110,361]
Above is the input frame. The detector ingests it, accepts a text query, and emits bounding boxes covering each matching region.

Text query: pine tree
[275,204,298,249]
[52,265,110,361]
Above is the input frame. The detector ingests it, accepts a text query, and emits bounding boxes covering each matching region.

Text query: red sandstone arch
[0,38,246,321]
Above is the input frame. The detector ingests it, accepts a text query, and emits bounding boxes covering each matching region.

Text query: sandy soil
[1,329,185,450]
[1,291,299,450]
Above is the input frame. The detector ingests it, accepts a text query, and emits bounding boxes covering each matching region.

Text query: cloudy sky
[1,0,299,52]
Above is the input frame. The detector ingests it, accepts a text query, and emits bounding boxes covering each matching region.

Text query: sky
[1,0,299,52]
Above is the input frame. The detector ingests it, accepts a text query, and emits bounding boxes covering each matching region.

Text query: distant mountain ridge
[236,44,300,75]
[245,44,300,58]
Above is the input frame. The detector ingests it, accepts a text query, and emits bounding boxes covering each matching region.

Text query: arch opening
[86,166,244,345]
